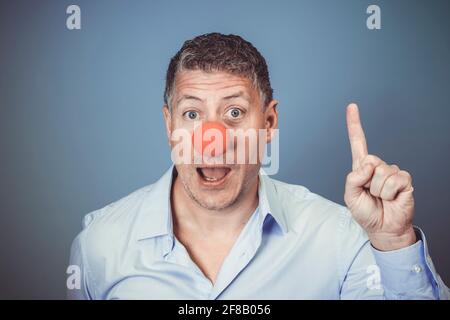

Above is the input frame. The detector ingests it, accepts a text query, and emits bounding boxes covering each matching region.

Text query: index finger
[346,103,368,171]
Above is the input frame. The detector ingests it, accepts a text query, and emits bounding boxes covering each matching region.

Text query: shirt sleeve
[370,227,450,300]
[339,208,449,300]
[67,232,92,300]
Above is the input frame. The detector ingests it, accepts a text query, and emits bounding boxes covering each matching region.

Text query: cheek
[246,111,266,129]
[169,119,196,149]
[177,167,199,190]
[172,118,194,131]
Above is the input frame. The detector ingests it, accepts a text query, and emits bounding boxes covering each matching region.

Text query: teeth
[198,167,230,182]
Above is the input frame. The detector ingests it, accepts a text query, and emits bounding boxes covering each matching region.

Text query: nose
[192,121,228,157]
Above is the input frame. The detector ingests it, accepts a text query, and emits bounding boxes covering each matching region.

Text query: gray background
[0,0,449,299]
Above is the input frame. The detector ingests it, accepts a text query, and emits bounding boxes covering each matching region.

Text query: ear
[264,99,278,143]
[162,105,172,146]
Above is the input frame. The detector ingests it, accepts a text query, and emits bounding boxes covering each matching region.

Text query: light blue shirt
[68,166,449,299]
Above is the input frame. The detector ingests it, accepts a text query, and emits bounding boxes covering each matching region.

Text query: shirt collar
[136,165,289,241]
[135,167,175,240]
[258,169,289,234]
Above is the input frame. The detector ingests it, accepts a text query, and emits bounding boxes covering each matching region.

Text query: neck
[171,175,259,238]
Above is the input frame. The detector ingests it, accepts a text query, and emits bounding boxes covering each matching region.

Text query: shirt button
[412,264,422,273]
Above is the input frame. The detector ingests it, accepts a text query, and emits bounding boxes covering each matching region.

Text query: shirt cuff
[370,227,434,293]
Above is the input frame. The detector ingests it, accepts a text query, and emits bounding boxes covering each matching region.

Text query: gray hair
[164,33,273,111]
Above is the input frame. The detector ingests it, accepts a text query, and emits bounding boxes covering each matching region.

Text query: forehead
[173,70,258,101]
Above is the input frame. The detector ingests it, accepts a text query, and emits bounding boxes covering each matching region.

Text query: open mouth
[196,166,231,184]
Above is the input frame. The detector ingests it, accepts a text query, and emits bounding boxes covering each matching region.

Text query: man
[68,33,449,299]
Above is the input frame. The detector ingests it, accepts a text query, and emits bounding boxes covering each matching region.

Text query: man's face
[163,70,277,210]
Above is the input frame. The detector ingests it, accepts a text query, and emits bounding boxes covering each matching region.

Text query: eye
[183,110,199,120]
[226,107,244,119]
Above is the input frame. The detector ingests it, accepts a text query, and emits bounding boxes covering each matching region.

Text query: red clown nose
[192,122,228,157]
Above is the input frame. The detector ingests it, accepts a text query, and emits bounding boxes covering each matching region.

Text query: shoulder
[82,184,153,232]
[268,177,371,278]
[268,177,369,246]
[268,177,344,227]
[72,183,156,268]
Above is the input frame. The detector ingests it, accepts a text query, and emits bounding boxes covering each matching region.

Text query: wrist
[369,227,417,251]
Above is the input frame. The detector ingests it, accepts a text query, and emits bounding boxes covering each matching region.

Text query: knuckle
[399,170,412,181]
[375,164,389,176]
[366,154,381,164]
[363,154,386,169]
[384,176,398,190]
[390,164,400,172]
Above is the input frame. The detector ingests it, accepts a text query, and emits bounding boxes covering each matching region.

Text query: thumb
[345,163,374,203]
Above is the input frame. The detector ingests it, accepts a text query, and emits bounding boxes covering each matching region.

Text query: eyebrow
[176,95,204,105]
[222,91,251,102]
[176,91,251,106]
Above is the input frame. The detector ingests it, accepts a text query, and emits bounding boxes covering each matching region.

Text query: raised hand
[344,103,416,251]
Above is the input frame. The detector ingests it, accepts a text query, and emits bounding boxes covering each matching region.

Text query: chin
[192,188,239,210]
[197,167,241,207]
[176,164,246,210]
